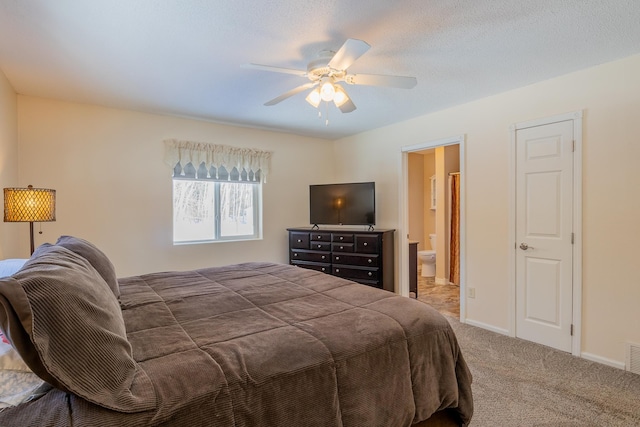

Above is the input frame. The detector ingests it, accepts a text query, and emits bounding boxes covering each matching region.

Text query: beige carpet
[445,317,640,426]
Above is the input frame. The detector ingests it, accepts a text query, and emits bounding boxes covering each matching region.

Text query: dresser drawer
[293,262,331,274]
[355,235,379,254]
[291,249,331,263]
[332,265,380,282]
[333,253,379,267]
[310,232,331,242]
[289,232,309,249]
[332,242,354,252]
[332,233,354,243]
[309,241,331,251]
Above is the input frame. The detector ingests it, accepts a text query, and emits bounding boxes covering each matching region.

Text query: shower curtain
[449,173,460,285]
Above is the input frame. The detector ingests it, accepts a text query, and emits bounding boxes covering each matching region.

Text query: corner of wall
[0,68,20,258]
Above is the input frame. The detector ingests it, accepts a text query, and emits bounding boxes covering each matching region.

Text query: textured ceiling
[1,0,639,140]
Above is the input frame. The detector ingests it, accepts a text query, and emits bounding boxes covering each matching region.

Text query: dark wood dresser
[287,227,395,292]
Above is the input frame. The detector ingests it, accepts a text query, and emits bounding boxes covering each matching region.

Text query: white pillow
[0,259,28,278]
[1,260,49,408]
[1,332,31,372]
[0,331,49,409]
[0,371,50,409]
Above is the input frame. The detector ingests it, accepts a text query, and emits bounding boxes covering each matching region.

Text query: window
[164,139,271,244]
[173,178,261,243]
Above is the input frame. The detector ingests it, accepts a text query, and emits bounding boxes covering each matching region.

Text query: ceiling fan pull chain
[325,101,330,126]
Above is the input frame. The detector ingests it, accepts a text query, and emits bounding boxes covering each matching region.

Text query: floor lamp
[3,185,56,255]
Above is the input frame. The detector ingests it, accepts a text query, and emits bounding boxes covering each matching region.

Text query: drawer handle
[294,253,298,257]
[363,242,368,246]
[297,239,302,243]
[321,255,325,259]
[340,236,344,240]
[339,246,344,250]
[336,269,340,273]
[317,244,322,248]
[368,272,372,277]
[336,256,340,261]
[368,259,372,263]
[321,267,325,272]
[317,235,322,239]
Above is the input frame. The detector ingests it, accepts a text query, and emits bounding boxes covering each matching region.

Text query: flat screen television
[309,182,375,227]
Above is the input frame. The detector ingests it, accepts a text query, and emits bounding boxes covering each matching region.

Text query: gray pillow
[55,235,120,298]
[0,244,155,412]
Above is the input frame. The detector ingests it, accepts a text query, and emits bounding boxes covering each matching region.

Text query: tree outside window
[173,179,260,243]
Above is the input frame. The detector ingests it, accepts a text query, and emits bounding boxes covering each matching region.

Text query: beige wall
[333,54,640,366]
[16,97,334,276]
[7,53,640,367]
[407,153,424,247]
[0,69,19,259]
[423,152,435,249]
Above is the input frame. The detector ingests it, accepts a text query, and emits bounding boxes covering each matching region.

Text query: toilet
[417,234,437,277]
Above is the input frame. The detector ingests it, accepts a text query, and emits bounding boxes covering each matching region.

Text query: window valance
[164,139,272,183]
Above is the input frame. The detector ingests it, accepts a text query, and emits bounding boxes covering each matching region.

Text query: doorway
[509,111,583,355]
[399,135,465,321]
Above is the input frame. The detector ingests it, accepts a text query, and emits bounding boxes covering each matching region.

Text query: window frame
[172,176,262,244]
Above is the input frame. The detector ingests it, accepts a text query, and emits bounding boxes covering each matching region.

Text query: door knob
[519,243,533,250]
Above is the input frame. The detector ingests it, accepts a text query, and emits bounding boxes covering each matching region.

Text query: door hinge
[571,233,574,244]
[570,324,574,336]
[572,140,575,152]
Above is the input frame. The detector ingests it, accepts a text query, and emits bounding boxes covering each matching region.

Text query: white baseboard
[434,277,448,285]
[463,319,510,336]
[462,320,627,371]
[580,352,626,370]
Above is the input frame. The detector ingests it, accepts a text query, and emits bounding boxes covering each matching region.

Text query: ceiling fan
[244,39,417,114]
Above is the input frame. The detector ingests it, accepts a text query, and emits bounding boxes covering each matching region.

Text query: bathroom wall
[434,148,448,281]
[408,150,438,253]
[422,152,436,250]
[407,153,425,248]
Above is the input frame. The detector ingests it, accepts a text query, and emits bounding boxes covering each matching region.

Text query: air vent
[626,342,640,375]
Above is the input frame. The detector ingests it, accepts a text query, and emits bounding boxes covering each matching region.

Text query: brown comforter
[1,262,472,426]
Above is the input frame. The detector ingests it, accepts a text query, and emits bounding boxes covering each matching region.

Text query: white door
[515,120,574,352]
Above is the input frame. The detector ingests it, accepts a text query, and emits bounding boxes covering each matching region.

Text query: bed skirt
[413,409,461,426]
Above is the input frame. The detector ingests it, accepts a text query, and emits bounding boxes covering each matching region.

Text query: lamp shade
[4,186,56,222]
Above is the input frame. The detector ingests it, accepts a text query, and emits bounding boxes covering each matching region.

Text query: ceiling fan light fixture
[305,87,321,107]
[319,80,336,102]
[333,85,350,107]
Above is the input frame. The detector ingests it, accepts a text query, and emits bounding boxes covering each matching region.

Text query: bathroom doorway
[399,135,465,321]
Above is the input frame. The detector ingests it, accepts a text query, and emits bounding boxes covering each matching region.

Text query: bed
[0,236,473,426]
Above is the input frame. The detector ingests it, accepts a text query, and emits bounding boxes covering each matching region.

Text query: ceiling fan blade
[328,39,371,71]
[338,98,356,113]
[264,82,317,106]
[243,63,307,77]
[346,73,417,89]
